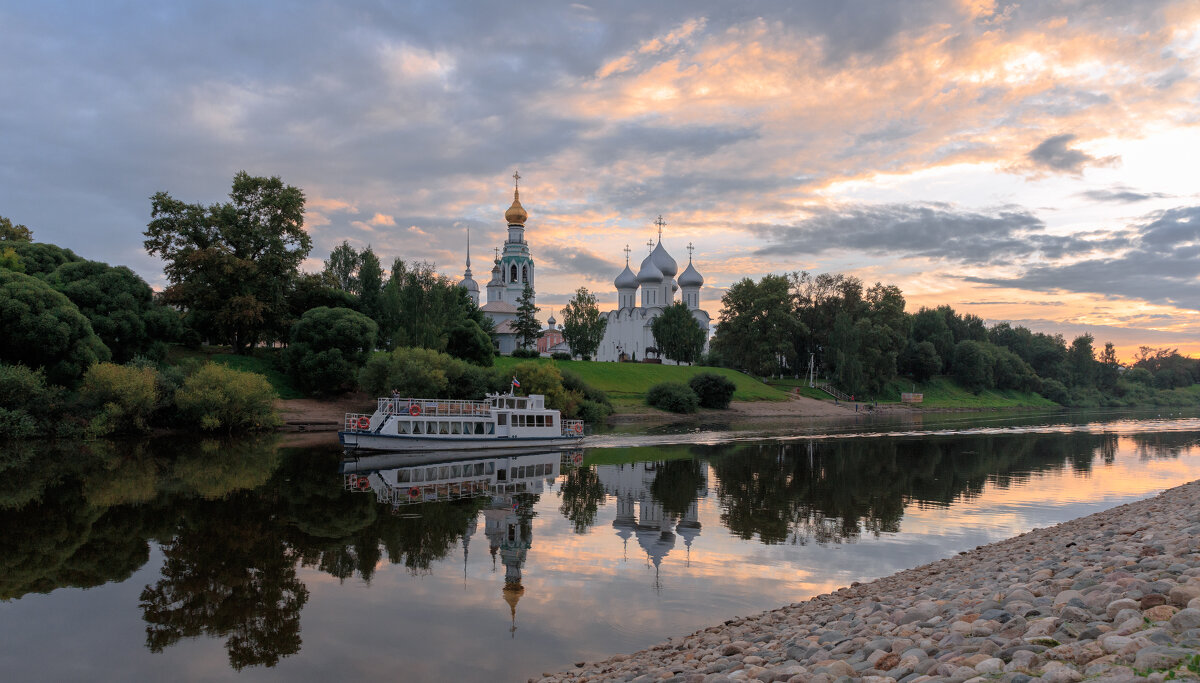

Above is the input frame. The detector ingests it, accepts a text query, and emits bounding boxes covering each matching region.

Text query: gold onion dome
[505,189,527,225]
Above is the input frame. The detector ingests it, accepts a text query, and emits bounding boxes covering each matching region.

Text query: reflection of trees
[139,496,308,670]
[649,459,705,517]
[559,466,606,533]
[709,432,1125,545]
[1128,432,1198,460]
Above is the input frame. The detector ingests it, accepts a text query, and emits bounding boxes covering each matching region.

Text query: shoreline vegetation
[537,479,1200,683]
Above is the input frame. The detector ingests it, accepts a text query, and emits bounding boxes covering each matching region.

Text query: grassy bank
[494,357,790,406]
[167,347,305,399]
[767,375,1059,409]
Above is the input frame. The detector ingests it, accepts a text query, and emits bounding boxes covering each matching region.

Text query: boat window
[518,399,526,409]
[451,465,461,478]
[439,466,450,479]
[426,467,437,481]
[439,421,449,434]
[548,415,554,426]
[473,463,484,476]
[397,470,411,482]
[535,414,544,427]
[412,421,423,434]
[413,469,424,482]
[487,424,495,434]
[485,463,494,474]
[474,422,484,434]
[497,468,506,481]
[498,413,507,425]
[451,422,460,434]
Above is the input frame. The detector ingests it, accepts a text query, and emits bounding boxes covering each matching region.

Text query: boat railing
[561,419,585,437]
[377,397,493,417]
[345,413,374,432]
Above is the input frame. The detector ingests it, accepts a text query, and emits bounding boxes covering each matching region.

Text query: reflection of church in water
[597,462,706,585]
[344,450,559,636]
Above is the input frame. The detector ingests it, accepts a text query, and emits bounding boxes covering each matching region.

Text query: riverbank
[537,480,1200,682]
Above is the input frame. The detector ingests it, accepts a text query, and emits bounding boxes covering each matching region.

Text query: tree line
[710,271,1200,405]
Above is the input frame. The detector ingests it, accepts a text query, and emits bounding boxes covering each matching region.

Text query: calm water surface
[3,411,1200,681]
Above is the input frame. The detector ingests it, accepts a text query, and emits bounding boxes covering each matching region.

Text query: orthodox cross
[646,238,655,253]
[623,243,631,265]
[493,246,500,262]
[512,170,521,190]
[687,241,694,262]
[654,214,666,242]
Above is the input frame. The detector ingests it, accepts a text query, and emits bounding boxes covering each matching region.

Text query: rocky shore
[537,481,1200,683]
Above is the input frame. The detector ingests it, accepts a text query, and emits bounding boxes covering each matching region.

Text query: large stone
[1053,590,1084,606]
[1098,634,1133,653]
[1105,598,1139,619]
[899,602,940,625]
[1170,584,1200,607]
[1144,605,1179,622]
[1132,646,1194,670]
[1140,593,1169,609]
[974,658,1003,674]
[1170,608,1200,631]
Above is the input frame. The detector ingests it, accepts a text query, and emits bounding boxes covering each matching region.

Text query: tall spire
[465,228,472,275]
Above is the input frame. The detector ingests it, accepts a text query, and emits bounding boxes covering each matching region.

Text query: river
[1,409,1199,681]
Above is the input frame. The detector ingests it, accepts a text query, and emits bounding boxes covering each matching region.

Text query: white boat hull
[339,431,584,452]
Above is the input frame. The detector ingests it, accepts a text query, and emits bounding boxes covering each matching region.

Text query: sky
[3,1,1200,359]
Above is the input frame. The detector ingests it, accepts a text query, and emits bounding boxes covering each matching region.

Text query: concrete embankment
[537,481,1200,683]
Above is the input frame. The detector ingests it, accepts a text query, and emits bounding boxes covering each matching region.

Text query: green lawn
[876,376,1058,408]
[494,357,790,405]
[166,346,306,399]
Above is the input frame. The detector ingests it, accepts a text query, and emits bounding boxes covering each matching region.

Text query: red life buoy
[358,416,370,430]
[409,404,421,416]
[573,423,583,434]
[356,477,370,491]
[408,487,420,498]
[573,454,583,465]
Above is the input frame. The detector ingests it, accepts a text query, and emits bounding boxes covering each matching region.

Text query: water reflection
[0,417,1199,680]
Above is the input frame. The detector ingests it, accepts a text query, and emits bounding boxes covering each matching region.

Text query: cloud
[1079,186,1171,203]
[966,205,1200,310]
[749,203,1120,265]
[539,245,621,280]
[1025,133,1117,174]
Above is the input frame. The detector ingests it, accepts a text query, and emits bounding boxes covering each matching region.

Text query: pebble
[536,481,1200,682]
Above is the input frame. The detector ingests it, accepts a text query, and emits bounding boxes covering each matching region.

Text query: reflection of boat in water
[340,392,585,452]
[343,450,563,507]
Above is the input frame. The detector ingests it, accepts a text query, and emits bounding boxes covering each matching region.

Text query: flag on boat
[512,376,520,388]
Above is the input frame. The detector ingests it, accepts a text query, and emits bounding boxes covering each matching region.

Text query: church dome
[547,312,556,327]
[460,275,479,293]
[505,189,527,225]
[650,241,677,278]
[488,259,502,286]
[636,253,663,284]
[678,259,704,287]
[614,264,638,290]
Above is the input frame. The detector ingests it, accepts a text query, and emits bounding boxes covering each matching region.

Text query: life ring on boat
[382,403,393,415]
[573,454,583,465]
[573,423,583,434]
[408,487,420,499]
[409,404,421,416]
[356,477,370,491]
[358,416,370,430]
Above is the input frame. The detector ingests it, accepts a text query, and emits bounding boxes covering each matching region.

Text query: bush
[688,372,736,409]
[285,306,378,395]
[0,364,52,440]
[551,351,572,360]
[511,347,540,358]
[646,382,699,413]
[359,347,505,399]
[174,363,279,432]
[80,362,159,436]
[1039,377,1070,405]
[0,269,110,385]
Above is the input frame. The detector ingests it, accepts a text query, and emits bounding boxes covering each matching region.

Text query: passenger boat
[339,392,586,452]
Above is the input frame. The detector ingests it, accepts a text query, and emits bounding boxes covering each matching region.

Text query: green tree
[174,363,279,432]
[144,172,311,353]
[0,247,22,272]
[357,246,384,323]
[651,301,706,365]
[558,465,606,534]
[560,287,607,359]
[0,270,110,385]
[513,284,541,350]
[0,215,32,242]
[952,340,992,393]
[445,319,494,366]
[285,307,378,395]
[322,240,360,293]
[5,241,83,276]
[378,260,493,353]
[1066,333,1097,387]
[1098,341,1120,391]
[900,340,941,382]
[711,274,803,376]
[46,259,181,363]
[286,272,359,323]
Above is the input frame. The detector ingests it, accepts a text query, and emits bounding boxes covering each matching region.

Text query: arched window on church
[522,265,527,282]
[510,264,517,282]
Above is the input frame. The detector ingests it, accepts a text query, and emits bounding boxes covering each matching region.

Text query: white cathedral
[459,175,710,360]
